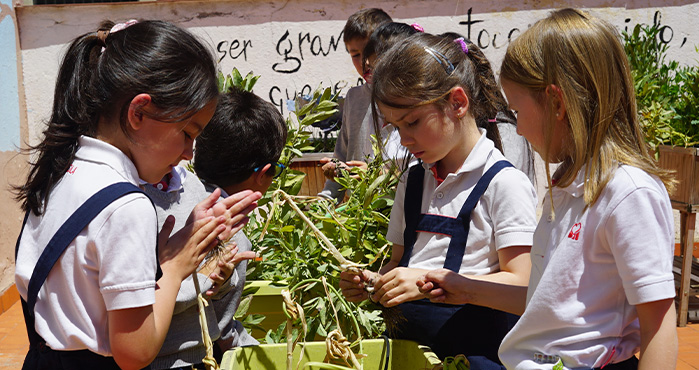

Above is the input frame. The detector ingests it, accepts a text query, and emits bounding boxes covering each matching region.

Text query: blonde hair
[500,8,674,206]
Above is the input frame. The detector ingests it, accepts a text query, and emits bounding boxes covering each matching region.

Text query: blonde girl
[423,8,677,369]
[339,33,537,367]
[14,20,260,370]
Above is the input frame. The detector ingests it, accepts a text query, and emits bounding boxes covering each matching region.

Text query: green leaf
[232,68,243,87]
[234,294,253,318]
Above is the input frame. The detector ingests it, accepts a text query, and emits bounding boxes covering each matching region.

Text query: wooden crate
[658,145,699,208]
[289,152,332,196]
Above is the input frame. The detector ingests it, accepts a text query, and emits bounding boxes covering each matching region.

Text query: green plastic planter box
[221,338,441,370]
[243,280,287,337]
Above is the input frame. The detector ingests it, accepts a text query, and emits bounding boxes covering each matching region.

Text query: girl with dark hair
[14,20,260,370]
[339,33,537,368]
[439,32,535,183]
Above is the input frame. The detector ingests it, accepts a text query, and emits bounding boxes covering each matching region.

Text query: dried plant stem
[192,273,219,370]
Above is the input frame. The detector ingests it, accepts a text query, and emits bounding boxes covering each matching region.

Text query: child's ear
[545,84,567,122]
[254,163,273,185]
[127,93,153,130]
[448,87,470,118]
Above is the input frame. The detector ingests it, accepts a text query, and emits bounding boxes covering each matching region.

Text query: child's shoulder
[345,83,371,100]
[608,165,667,196]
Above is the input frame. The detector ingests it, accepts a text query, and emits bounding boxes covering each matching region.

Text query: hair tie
[454,37,468,54]
[411,23,424,32]
[100,19,138,53]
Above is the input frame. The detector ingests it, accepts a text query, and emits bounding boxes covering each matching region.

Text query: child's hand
[416,268,472,305]
[339,269,378,302]
[372,267,430,307]
[201,243,257,297]
[320,157,345,180]
[158,215,227,281]
[187,188,261,242]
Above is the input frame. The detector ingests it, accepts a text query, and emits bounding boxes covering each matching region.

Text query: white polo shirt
[498,165,675,369]
[15,136,158,356]
[386,130,537,275]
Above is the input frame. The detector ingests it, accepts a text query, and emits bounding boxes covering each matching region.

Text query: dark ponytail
[440,32,510,151]
[15,20,219,215]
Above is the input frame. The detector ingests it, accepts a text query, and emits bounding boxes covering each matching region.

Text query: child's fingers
[227,216,251,238]
[340,287,369,302]
[223,244,239,261]
[225,203,257,228]
[218,189,258,210]
[230,250,257,264]
[198,187,222,211]
[416,279,435,293]
[192,217,228,262]
[158,215,176,249]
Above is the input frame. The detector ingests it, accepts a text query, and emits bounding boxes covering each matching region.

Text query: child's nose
[399,132,414,147]
[182,145,194,161]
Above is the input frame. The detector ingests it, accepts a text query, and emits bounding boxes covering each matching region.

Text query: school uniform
[15,136,158,361]
[498,165,675,369]
[143,167,258,369]
[386,130,537,362]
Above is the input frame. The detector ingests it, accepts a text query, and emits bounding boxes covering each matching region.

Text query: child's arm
[416,246,530,315]
[637,298,677,369]
[108,214,225,370]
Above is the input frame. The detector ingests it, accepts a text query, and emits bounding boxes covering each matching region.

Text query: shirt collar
[75,136,141,185]
[137,165,189,193]
[557,165,586,198]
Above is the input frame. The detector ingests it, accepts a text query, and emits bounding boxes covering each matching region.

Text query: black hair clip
[424,47,455,74]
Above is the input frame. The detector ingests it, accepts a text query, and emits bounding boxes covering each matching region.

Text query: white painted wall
[3,0,699,293]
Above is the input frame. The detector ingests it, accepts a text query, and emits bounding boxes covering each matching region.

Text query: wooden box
[658,145,699,209]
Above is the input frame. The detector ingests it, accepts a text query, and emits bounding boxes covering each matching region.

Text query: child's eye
[407,120,418,127]
[351,53,361,59]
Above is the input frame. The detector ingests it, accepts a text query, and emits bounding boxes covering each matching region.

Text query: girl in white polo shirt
[338,33,537,368]
[14,20,260,370]
[422,8,678,370]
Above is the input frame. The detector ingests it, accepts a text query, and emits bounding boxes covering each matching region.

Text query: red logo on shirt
[67,165,77,174]
[568,223,582,240]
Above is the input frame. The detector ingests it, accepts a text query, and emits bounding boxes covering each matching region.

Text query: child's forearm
[454,274,528,315]
[637,298,678,370]
[109,271,182,370]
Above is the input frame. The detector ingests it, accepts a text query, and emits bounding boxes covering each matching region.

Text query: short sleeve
[486,168,538,249]
[386,169,409,246]
[604,187,675,305]
[95,195,158,311]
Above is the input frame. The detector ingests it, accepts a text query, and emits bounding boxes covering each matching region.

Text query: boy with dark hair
[319,8,393,202]
[342,8,392,79]
[144,88,287,369]
[194,89,288,195]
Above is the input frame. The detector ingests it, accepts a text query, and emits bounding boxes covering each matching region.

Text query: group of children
[13,6,678,370]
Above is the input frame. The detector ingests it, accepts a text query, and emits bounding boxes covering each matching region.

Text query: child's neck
[435,122,481,178]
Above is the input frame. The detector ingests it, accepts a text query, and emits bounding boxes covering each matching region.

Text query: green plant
[245,142,398,344]
[624,23,699,149]
[218,67,260,92]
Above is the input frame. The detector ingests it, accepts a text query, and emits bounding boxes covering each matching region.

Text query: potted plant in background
[624,22,699,326]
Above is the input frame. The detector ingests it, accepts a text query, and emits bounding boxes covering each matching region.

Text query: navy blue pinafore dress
[15,183,157,370]
[391,160,518,366]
